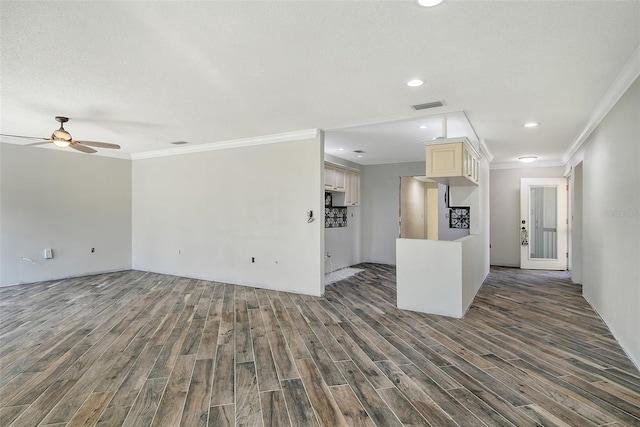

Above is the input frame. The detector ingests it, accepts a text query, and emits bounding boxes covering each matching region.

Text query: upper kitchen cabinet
[325,164,360,206]
[324,165,346,191]
[426,137,479,186]
[344,171,360,206]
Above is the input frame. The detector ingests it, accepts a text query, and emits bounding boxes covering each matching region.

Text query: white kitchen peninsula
[396,234,485,318]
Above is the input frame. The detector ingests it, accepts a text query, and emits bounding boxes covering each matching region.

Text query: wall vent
[170,141,189,145]
[411,101,444,111]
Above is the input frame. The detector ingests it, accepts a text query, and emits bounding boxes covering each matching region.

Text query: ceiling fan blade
[0,133,50,141]
[74,140,121,149]
[69,142,97,154]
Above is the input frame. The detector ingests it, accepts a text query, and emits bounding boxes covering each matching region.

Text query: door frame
[520,177,568,270]
[568,163,584,283]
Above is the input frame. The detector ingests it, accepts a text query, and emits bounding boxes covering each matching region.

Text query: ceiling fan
[0,116,121,154]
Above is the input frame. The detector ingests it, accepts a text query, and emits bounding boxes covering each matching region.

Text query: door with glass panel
[520,178,568,270]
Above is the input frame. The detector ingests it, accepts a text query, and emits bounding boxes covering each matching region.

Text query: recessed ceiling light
[419,125,429,129]
[523,122,539,128]
[418,0,444,6]
[406,79,424,87]
[519,156,538,163]
[337,148,345,151]
[357,155,363,158]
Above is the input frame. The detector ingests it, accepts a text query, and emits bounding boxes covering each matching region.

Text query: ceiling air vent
[353,150,365,153]
[170,141,189,145]
[411,101,444,111]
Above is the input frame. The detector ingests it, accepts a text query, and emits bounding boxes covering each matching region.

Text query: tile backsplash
[325,192,347,228]
[325,207,347,228]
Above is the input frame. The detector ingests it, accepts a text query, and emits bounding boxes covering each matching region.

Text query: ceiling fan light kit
[0,116,121,154]
[52,117,72,147]
[52,139,71,147]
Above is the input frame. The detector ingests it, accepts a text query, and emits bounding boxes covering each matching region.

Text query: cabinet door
[353,174,360,205]
[462,147,469,178]
[346,172,360,206]
[426,143,463,177]
[324,166,335,189]
[464,147,473,180]
[469,154,478,183]
[334,168,346,191]
[344,172,353,205]
[473,156,479,182]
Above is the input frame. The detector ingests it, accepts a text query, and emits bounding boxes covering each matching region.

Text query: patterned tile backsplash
[325,191,347,228]
[449,207,470,229]
[325,207,347,228]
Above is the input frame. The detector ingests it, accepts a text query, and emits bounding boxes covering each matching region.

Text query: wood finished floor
[0,265,639,427]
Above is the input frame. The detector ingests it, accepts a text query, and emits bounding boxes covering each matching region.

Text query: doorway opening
[520,177,568,270]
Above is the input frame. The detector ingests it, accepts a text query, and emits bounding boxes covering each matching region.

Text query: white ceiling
[1,1,639,166]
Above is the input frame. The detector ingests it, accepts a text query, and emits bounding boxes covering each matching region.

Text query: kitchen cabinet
[344,171,360,206]
[426,137,479,186]
[325,164,360,206]
[324,165,346,191]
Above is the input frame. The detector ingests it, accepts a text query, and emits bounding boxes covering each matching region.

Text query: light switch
[44,248,53,259]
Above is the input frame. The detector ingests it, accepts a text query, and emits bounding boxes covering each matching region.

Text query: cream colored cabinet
[334,168,346,191]
[324,165,346,191]
[324,166,335,190]
[325,164,360,206]
[344,171,360,206]
[462,146,479,183]
[426,138,479,186]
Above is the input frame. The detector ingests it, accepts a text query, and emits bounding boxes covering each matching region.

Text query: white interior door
[520,178,568,270]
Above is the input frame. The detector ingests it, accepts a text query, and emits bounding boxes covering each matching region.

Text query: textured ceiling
[1,1,639,165]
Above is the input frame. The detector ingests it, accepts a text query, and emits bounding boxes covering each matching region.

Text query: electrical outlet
[91,248,95,253]
[251,257,255,263]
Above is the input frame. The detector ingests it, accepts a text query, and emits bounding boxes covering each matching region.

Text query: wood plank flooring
[0,265,639,426]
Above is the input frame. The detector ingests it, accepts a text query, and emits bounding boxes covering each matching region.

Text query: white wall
[361,162,425,264]
[489,166,566,267]
[324,154,362,272]
[567,76,640,367]
[132,137,324,296]
[0,143,132,286]
[325,211,359,272]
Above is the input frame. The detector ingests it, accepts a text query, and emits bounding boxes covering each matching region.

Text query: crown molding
[85,150,132,160]
[131,128,319,160]
[478,138,494,162]
[562,44,640,165]
[490,160,564,170]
